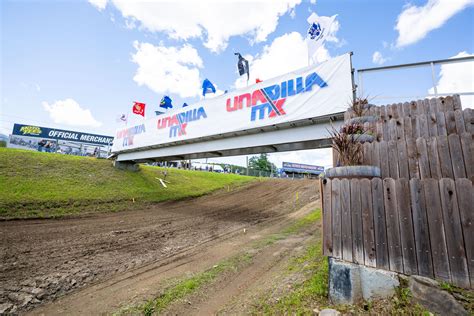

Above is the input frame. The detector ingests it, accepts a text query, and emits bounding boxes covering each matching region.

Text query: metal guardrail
[357,55,474,100]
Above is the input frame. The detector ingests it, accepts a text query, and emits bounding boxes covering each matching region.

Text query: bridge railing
[357,55,474,105]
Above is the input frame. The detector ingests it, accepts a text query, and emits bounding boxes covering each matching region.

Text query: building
[8,123,114,158]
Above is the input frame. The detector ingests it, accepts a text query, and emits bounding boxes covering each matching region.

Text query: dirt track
[0,179,318,314]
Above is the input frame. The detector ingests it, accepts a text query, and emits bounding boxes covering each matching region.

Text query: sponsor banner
[12,123,114,146]
[112,53,352,152]
[282,161,324,174]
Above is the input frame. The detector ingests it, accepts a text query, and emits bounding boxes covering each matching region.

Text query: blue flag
[160,96,173,109]
[182,102,189,107]
[202,79,216,97]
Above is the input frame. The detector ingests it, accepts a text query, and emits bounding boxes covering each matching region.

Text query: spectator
[37,139,46,152]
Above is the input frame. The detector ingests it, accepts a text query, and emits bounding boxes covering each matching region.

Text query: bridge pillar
[113,160,139,172]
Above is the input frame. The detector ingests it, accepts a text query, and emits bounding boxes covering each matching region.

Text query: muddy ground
[0,179,318,314]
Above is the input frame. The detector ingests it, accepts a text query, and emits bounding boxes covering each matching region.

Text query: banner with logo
[112,53,352,153]
[282,162,325,173]
[12,124,114,146]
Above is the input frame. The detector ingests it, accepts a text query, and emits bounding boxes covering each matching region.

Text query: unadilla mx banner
[112,53,352,153]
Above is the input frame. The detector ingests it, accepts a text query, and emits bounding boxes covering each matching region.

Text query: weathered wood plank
[412,116,421,139]
[360,179,376,267]
[428,97,440,115]
[379,141,390,179]
[422,179,451,282]
[396,179,418,275]
[410,179,434,278]
[454,109,466,134]
[436,112,447,136]
[404,116,413,140]
[372,178,389,270]
[453,94,462,111]
[463,108,473,135]
[383,178,403,273]
[380,105,387,121]
[331,179,342,259]
[396,119,405,141]
[460,133,473,181]
[443,96,455,112]
[448,134,467,179]
[341,179,353,262]
[439,178,470,288]
[409,100,417,117]
[426,137,442,180]
[437,135,455,179]
[388,119,398,141]
[388,140,400,179]
[455,178,473,288]
[372,140,381,172]
[401,102,411,117]
[363,142,372,166]
[406,138,420,179]
[322,178,333,257]
[418,115,430,138]
[391,103,400,119]
[445,110,457,135]
[351,179,364,264]
[397,139,409,179]
[428,111,438,137]
[416,138,431,179]
[416,99,427,116]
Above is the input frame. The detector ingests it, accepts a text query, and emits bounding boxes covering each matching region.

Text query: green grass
[117,253,254,316]
[0,148,255,218]
[253,239,328,315]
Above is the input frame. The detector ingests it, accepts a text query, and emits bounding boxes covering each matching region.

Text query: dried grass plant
[329,125,364,166]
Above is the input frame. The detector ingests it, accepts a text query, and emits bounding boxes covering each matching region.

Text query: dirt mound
[0,179,318,314]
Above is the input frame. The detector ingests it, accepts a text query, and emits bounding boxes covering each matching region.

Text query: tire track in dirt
[0,179,318,314]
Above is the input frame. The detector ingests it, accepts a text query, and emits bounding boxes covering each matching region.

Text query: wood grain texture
[439,178,469,288]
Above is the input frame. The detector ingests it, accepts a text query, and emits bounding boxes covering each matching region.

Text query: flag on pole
[132,102,145,117]
[306,13,337,65]
[256,78,262,83]
[116,113,128,123]
[202,78,216,97]
[234,53,249,81]
[160,96,173,109]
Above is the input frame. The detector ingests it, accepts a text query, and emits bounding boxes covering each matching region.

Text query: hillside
[0,148,255,219]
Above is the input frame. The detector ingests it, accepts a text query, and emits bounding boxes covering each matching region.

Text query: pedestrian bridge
[114,112,344,162]
[112,54,353,163]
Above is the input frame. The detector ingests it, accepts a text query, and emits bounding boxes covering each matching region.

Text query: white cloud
[428,51,474,108]
[34,83,41,92]
[131,41,203,98]
[372,51,388,65]
[88,0,107,11]
[92,0,301,52]
[42,98,102,127]
[395,0,474,48]
[234,31,334,89]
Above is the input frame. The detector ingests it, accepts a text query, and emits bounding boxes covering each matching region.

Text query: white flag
[116,113,128,123]
[306,13,337,65]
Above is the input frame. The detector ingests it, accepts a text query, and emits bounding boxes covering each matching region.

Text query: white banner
[112,53,352,153]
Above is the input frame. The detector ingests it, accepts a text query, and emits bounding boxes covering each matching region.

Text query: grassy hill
[0,148,255,219]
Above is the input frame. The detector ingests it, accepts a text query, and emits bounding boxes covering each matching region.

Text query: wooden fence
[361,134,473,181]
[322,177,473,289]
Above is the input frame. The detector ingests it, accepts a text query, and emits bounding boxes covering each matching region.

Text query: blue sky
[1,0,473,167]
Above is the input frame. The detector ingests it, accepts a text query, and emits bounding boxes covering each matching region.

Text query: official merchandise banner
[282,162,325,172]
[112,53,352,153]
[12,124,114,146]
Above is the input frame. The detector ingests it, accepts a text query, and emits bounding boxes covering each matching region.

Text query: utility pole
[246,156,249,176]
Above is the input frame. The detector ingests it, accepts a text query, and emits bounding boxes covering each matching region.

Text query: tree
[248,153,276,173]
